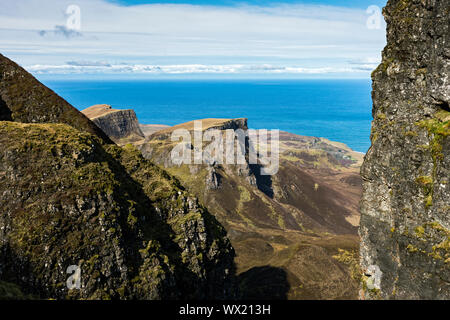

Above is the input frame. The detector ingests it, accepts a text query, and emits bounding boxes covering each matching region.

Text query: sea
[40,79,373,153]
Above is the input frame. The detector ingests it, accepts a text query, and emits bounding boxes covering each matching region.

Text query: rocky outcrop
[360,0,449,299]
[205,166,221,190]
[150,118,248,141]
[82,104,145,144]
[0,55,236,300]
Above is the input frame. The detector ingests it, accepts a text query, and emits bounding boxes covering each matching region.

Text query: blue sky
[0,0,387,78]
[111,0,386,8]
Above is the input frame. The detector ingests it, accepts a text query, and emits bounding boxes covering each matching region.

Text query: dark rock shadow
[237,266,289,300]
[0,95,12,121]
[437,100,449,112]
[249,164,274,198]
[242,134,274,198]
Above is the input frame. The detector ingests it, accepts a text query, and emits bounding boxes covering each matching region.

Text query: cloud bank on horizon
[0,0,387,78]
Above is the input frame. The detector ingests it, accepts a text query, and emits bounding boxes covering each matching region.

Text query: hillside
[138,118,363,299]
[0,54,236,300]
[139,124,170,137]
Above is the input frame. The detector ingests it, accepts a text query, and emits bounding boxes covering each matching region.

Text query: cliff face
[0,55,236,299]
[360,0,449,299]
[82,104,145,145]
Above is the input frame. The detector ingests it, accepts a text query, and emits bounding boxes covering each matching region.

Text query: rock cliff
[360,0,449,299]
[82,104,145,145]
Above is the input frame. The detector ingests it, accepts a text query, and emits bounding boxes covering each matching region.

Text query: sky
[111,0,386,8]
[0,0,387,79]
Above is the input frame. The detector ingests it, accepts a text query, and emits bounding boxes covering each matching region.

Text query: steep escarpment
[82,104,145,145]
[0,54,111,143]
[360,0,449,299]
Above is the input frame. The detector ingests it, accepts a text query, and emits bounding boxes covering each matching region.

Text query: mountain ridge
[0,54,236,299]
[0,54,112,144]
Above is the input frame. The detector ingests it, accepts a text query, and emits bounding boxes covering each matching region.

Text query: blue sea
[40,79,373,153]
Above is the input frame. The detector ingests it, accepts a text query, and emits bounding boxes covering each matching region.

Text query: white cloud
[66,60,111,67]
[39,25,83,38]
[0,0,386,75]
[25,62,369,75]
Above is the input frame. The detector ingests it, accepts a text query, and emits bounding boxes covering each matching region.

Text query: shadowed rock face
[0,95,12,121]
[82,104,145,145]
[360,0,449,299]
